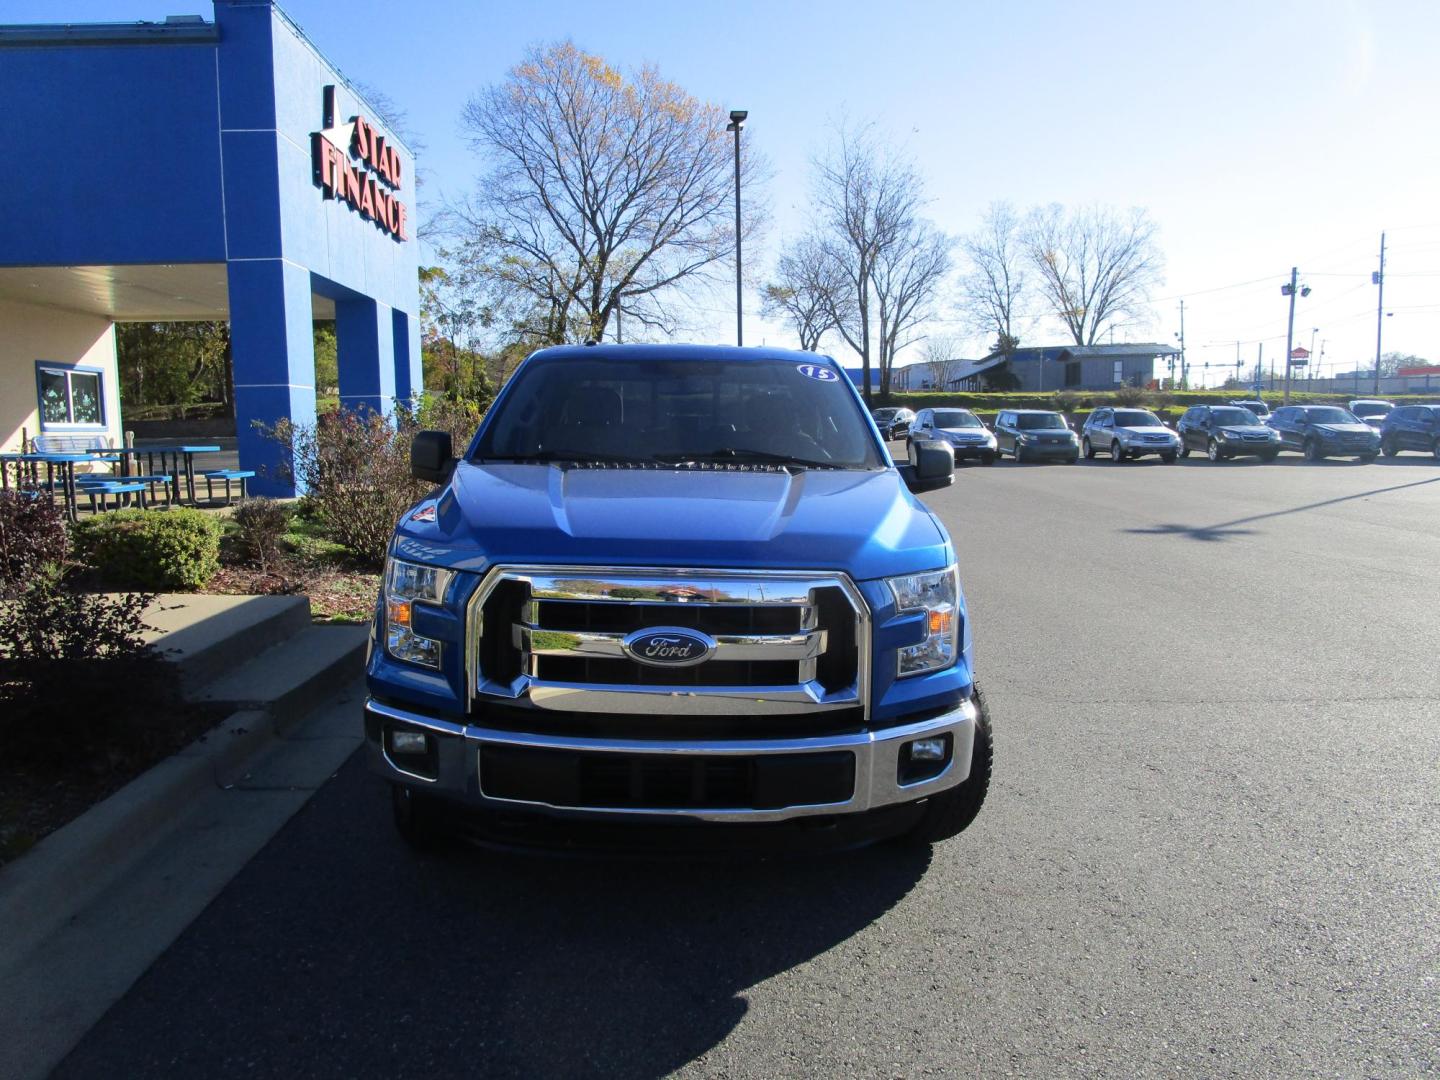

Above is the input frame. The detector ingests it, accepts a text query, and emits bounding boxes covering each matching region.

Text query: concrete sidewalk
[0,592,369,1080]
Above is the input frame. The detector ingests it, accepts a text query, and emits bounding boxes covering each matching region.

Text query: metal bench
[79,480,150,512]
[200,469,255,505]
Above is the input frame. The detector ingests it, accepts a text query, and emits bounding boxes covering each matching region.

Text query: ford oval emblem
[622,627,716,668]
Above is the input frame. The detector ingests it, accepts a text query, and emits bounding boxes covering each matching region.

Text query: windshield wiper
[655,447,842,470]
[475,452,661,466]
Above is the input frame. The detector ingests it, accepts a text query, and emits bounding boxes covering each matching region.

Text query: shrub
[74,508,221,590]
[0,490,69,597]
[231,497,292,571]
[0,576,174,767]
[265,394,488,567]
[1112,384,1154,407]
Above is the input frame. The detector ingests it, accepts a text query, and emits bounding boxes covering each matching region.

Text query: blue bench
[200,469,255,504]
[79,480,150,511]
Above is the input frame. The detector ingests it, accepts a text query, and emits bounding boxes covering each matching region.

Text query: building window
[1113,360,1124,385]
[36,363,105,429]
[1064,362,1081,387]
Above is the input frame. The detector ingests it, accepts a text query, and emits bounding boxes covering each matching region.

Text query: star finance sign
[311,85,409,242]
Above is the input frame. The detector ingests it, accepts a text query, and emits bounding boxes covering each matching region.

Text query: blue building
[0,1,420,494]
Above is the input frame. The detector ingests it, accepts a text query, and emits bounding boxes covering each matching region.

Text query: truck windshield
[474,356,884,469]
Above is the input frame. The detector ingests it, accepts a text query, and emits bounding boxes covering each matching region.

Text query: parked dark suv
[994,410,1079,463]
[1176,405,1282,462]
[1267,405,1381,462]
[1378,404,1440,459]
[871,407,915,440]
[1081,407,1180,463]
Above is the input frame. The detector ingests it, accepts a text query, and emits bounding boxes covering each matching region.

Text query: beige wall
[1,298,121,453]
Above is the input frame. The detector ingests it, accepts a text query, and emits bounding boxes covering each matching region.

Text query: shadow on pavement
[55,753,931,1079]
[1124,475,1440,542]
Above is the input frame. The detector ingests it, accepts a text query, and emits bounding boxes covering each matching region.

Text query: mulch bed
[208,559,380,624]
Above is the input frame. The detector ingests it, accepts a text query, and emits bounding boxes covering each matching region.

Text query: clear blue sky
[9,0,1440,382]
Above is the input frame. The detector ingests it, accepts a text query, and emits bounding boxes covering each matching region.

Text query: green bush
[74,508,221,591]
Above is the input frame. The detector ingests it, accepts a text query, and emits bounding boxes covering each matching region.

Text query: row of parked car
[871,400,1440,466]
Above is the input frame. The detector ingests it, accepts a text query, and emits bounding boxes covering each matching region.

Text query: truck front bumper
[364,696,977,824]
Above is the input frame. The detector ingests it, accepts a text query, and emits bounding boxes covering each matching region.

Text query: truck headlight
[888,565,960,677]
[383,558,453,669]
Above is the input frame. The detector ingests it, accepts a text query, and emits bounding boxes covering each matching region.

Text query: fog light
[390,730,428,755]
[909,737,947,761]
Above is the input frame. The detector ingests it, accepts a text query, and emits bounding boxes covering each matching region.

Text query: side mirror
[899,439,954,494]
[411,430,455,484]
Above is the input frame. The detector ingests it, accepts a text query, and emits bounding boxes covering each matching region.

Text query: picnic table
[0,451,140,521]
[115,444,221,503]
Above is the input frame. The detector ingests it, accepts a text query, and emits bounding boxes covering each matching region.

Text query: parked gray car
[906,408,997,465]
[1081,407,1181,463]
[994,410,1079,463]
[1176,405,1282,461]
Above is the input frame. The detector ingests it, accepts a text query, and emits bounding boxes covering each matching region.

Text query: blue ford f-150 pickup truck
[365,343,991,852]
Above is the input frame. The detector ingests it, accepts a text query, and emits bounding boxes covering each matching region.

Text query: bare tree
[957,202,1030,356]
[457,42,764,345]
[811,125,929,403]
[761,235,847,352]
[919,332,962,390]
[874,224,952,397]
[1023,204,1164,346]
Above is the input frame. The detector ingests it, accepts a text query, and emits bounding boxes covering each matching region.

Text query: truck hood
[392,463,950,581]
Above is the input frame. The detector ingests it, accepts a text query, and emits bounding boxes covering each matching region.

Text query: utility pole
[1283,267,1297,404]
[1177,300,1187,389]
[1373,231,1386,395]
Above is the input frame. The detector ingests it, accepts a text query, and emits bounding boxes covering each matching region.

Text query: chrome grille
[467,567,869,720]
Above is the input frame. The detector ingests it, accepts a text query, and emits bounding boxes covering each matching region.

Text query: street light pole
[1373,231,1386,395]
[1280,267,1310,405]
[726,109,747,347]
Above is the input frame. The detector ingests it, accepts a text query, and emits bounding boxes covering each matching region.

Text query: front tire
[392,784,443,851]
[1260,451,1279,462]
[1381,437,1399,458]
[905,439,916,466]
[1432,438,1440,461]
[1304,438,1325,462]
[982,452,996,466]
[1359,453,1378,464]
[1082,436,1095,459]
[901,686,992,846]
[1160,451,1177,464]
[1110,440,1124,463]
[1178,440,1191,459]
[1207,438,1224,462]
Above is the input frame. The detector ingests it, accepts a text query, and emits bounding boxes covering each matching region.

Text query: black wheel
[1066,454,1079,464]
[1207,438,1224,462]
[1082,436,1095,460]
[1432,438,1440,461]
[905,438,915,466]
[1110,440,1124,463]
[1260,451,1279,462]
[982,452,995,466]
[1178,439,1191,459]
[1381,437,1399,458]
[900,686,992,845]
[1304,438,1325,462]
[1013,446,1025,464]
[391,784,444,851]
[1359,453,1378,464]
[1160,451,1177,464]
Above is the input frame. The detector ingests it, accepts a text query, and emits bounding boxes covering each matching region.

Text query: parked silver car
[1081,407,1181,463]
[906,408,997,465]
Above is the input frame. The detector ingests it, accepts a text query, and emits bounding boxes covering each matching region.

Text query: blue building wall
[0,0,422,495]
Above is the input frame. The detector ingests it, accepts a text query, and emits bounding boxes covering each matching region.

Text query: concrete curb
[0,708,271,947]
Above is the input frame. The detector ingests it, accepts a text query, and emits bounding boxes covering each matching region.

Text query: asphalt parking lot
[57,453,1439,1078]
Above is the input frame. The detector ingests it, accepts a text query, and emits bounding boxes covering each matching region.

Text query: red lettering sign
[311,88,408,242]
